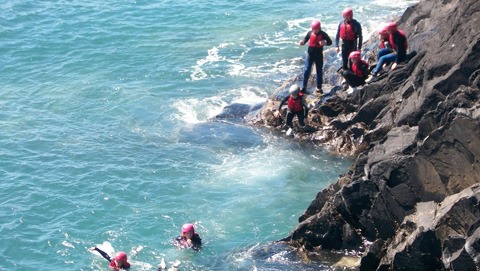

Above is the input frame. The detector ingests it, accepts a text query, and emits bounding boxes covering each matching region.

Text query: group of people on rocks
[276,7,409,134]
[89,223,201,270]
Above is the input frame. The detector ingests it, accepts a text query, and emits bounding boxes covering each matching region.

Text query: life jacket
[287,95,304,112]
[352,60,368,78]
[379,33,389,49]
[309,31,324,48]
[339,21,356,41]
[389,30,408,51]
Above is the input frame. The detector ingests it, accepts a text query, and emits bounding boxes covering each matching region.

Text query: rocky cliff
[250,0,480,269]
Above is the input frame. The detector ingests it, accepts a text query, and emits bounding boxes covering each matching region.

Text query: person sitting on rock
[366,22,408,82]
[275,85,308,136]
[341,51,369,93]
[378,26,392,50]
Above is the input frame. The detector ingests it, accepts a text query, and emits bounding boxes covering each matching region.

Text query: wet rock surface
[248,0,480,269]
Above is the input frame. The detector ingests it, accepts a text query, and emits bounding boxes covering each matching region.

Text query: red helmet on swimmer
[342,8,353,18]
[182,223,195,234]
[114,251,128,262]
[310,20,321,30]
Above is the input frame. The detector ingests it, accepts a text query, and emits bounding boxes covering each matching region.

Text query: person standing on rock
[366,22,408,82]
[335,7,363,71]
[341,51,369,93]
[275,85,308,136]
[299,20,333,95]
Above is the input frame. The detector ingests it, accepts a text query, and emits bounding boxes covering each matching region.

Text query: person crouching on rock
[366,21,408,82]
[175,223,202,251]
[275,85,308,135]
[341,51,369,92]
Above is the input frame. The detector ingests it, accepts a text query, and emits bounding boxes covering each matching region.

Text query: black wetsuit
[175,233,202,251]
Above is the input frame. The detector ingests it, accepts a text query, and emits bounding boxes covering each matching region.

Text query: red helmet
[348,51,361,61]
[182,223,195,234]
[379,27,388,36]
[386,22,397,32]
[342,8,353,18]
[114,251,128,262]
[310,20,321,30]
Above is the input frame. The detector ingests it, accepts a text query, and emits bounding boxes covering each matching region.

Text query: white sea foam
[190,43,235,81]
[172,97,227,124]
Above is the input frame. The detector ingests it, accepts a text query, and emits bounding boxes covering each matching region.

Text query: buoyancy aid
[309,31,324,48]
[352,60,369,78]
[287,95,304,112]
[339,21,356,41]
[389,30,408,51]
[379,33,389,49]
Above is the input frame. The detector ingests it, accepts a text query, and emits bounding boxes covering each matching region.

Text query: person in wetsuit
[335,7,363,70]
[341,51,369,89]
[299,20,333,94]
[275,85,308,135]
[89,247,131,270]
[175,223,202,251]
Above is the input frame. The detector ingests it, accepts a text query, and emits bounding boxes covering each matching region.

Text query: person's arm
[191,234,202,251]
[335,21,341,48]
[90,247,112,262]
[355,21,363,50]
[275,96,289,117]
[322,31,333,46]
[299,31,311,46]
[359,61,370,79]
[393,32,407,66]
[278,95,289,111]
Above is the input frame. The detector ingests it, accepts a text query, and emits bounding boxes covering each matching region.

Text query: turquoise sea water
[1,1,417,270]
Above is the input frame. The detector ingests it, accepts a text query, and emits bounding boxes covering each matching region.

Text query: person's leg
[342,70,357,87]
[381,53,397,68]
[341,43,354,70]
[302,52,314,88]
[373,51,396,75]
[296,111,306,127]
[286,111,294,128]
[314,54,324,91]
[376,48,391,60]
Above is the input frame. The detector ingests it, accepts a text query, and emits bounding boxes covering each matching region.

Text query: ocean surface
[0,0,417,270]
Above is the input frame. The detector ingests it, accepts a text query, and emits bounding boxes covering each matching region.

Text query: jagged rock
[377,184,480,270]
[273,0,480,270]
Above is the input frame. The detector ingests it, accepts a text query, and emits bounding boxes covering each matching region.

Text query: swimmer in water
[89,247,131,270]
[175,223,202,251]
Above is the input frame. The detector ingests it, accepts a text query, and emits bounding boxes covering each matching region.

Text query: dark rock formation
[251,0,480,269]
